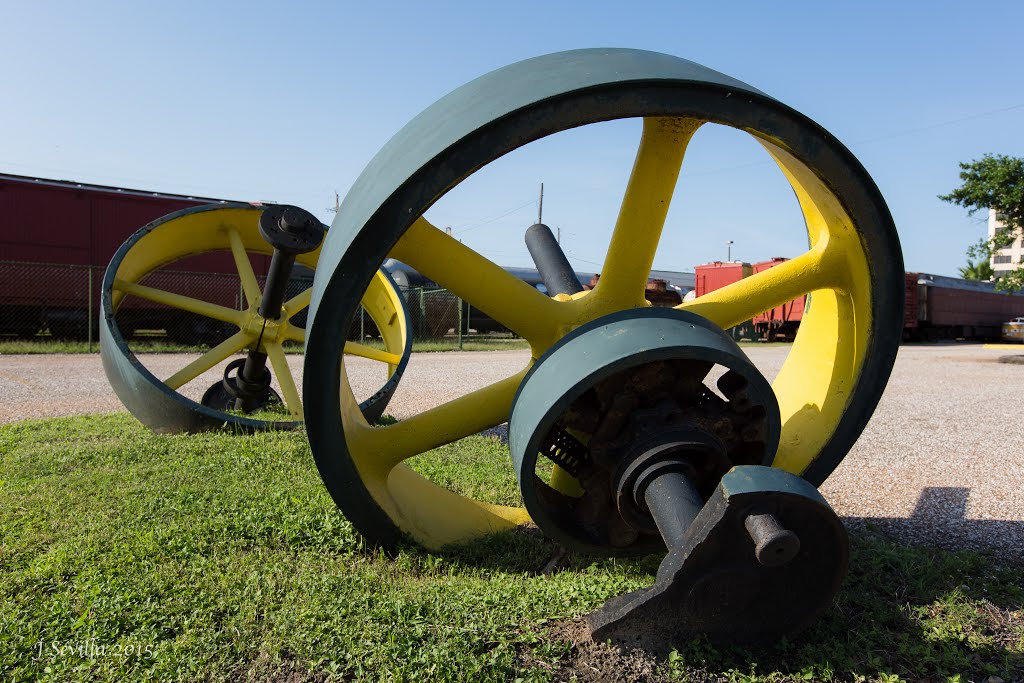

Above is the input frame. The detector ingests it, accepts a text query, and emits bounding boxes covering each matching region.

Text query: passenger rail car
[693,259,1024,341]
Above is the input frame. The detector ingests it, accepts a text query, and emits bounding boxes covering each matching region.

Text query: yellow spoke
[678,245,838,329]
[226,225,262,307]
[114,280,243,326]
[163,331,250,390]
[593,117,702,309]
[282,286,312,317]
[344,341,402,365]
[284,323,306,343]
[390,218,563,346]
[348,370,527,473]
[265,342,303,420]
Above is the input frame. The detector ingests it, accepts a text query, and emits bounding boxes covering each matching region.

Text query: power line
[851,102,1024,146]
[683,101,1024,179]
[453,198,538,235]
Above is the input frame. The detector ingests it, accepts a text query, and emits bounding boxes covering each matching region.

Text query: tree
[939,154,1024,292]
[958,257,994,281]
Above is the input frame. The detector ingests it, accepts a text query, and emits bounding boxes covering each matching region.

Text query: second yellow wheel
[101,204,411,433]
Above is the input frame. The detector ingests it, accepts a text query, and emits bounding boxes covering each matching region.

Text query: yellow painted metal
[164,330,250,390]
[592,117,701,310]
[110,206,406,414]
[227,225,262,308]
[333,115,880,550]
[338,363,531,548]
[679,137,872,476]
[343,342,403,365]
[391,218,564,351]
[283,286,312,316]
[113,279,244,326]
[548,464,584,497]
[265,341,303,419]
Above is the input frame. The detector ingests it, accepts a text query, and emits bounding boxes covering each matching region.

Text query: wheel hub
[509,307,781,555]
[510,308,849,643]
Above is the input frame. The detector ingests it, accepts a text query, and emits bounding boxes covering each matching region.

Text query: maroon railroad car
[0,173,268,340]
[693,260,1024,342]
[905,272,1024,340]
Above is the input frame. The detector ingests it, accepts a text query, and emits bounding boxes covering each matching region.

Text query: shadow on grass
[434,488,1023,682]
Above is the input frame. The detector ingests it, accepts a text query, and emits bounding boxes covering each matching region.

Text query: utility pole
[538,182,544,224]
[726,240,734,261]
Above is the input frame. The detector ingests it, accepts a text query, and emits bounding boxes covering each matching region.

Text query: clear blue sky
[2,1,1022,276]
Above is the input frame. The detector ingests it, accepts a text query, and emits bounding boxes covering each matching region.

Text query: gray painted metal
[587,464,849,645]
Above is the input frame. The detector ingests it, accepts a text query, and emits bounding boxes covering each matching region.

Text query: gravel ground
[1,344,1021,561]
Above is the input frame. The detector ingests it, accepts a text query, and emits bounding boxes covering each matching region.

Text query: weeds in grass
[0,414,1019,682]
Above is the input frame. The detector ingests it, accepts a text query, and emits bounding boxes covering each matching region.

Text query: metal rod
[525,223,582,296]
[643,471,704,549]
[257,251,296,319]
[87,267,93,353]
[744,513,800,567]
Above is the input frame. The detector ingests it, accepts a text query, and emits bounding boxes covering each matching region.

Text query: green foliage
[940,154,1024,229]
[957,257,994,281]
[1,414,1021,682]
[940,154,1024,292]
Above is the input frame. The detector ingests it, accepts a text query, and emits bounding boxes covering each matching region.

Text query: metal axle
[624,446,801,568]
[229,205,324,414]
[525,222,583,297]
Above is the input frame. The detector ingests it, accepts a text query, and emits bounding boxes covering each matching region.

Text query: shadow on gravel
[846,486,1024,566]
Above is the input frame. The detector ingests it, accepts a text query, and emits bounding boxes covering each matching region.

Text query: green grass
[0,339,207,354]
[1,415,1020,682]
[0,336,530,355]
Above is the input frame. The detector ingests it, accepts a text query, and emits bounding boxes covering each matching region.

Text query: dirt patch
[228,652,330,683]
[519,619,695,683]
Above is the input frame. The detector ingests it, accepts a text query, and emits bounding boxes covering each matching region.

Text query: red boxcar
[0,173,268,340]
[694,261,751,297]
[693,261,755,339]
[751,257,805,341]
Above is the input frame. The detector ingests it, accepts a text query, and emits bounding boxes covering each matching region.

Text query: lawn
[0,337,531,355]
[0,414,1020,682]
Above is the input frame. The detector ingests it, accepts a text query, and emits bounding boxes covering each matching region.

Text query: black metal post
[231,205,324,413]
[525,223,582,296]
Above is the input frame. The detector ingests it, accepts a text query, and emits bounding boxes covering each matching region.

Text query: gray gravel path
[1,344,1021,561]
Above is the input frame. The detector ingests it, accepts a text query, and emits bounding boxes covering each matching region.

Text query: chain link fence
[0,261,518,351]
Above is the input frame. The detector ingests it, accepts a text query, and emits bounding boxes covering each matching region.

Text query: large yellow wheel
[304,49,903,551]
[101,204,410,433]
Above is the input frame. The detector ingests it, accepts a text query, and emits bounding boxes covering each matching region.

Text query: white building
[988,208,1023,275]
